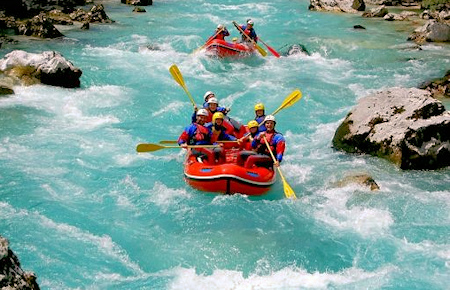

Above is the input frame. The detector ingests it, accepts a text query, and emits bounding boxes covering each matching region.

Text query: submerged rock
[0,85,14,95]
[334,173,380,191]
[0,50,82,88]
[332,87,450,170]
[0,235,40,289]
[279,44,310,56]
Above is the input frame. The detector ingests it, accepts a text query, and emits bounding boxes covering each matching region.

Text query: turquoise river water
[1,0,449,289]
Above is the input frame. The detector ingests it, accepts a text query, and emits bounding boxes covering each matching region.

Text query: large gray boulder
[332,88,450,170]
[0,235,40,289]
[309,0,362,13]
[0,50,82,88]
[408,20,450,43]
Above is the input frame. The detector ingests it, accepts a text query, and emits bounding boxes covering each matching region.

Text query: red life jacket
[192,124,211,144]
[215,33,225,40]
[256,131,275,155]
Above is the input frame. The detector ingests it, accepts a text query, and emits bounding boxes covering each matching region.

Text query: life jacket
[190,124,211,145]
[255,115,266,131]
[206,110,214,123]
[211,124,226,143]
[256,131,276,155]
[215,33,225,40]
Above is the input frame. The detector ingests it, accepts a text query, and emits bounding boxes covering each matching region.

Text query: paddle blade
[255,44,268,57]
[281,89,302,109]
[272,89,303,115]
[169,64,184,87]
[282,179,297,199]
[136,143,166,152]
[169,64,196,107]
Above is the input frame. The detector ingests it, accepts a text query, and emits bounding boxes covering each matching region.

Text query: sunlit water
[1,0,449,288]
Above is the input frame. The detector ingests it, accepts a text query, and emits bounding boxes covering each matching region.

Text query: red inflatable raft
[183,147,276,195]
[204,39,256,58]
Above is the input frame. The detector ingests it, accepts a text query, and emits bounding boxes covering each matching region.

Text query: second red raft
[204,39,256,58]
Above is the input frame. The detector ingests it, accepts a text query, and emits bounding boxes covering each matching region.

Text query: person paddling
[178,109,212,147]
[251,115,285,167]
[211,24,230,41]
[179,109,216,162]
[240,19,258,43]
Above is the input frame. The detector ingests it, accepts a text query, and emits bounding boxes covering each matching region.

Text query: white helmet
[264,115,276,123]
[197,109,209,116]
[247,19,254,25]
[207,97,218,104]
[217,24,224,30]
[203,91,214,101]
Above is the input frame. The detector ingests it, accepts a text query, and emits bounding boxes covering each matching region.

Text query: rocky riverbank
[1,235,40,289]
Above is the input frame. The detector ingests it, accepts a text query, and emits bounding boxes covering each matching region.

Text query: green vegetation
[421,0,448,10]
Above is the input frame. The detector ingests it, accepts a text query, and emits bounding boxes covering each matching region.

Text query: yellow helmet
[212,112,224,123]
[254,103,264,111]
[247,120,258,129]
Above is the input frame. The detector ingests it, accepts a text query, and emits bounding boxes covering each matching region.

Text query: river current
[1,0,449,288]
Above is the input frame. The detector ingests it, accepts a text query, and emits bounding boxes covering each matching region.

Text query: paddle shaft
[192,28,224,54]
[262,136,297,199]
[259,38,281,58]
[137,143,219,152]
[257,89,303,127]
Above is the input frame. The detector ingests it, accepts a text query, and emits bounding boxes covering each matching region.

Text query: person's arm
[222,131,237,141]
[178,126,192,147]
[274,134,286,162]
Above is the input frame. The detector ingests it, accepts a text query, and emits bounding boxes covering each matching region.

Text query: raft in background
[204,39,256,58]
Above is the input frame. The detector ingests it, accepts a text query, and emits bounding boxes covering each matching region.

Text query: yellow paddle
[271,89,302,116]
[232,21,267,57]
[256,89,303,127]
[263,136,296,199]
[169,64,196,108]
[136,143,219,153]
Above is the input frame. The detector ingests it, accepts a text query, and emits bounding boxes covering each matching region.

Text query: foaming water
[1,0,449,288]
